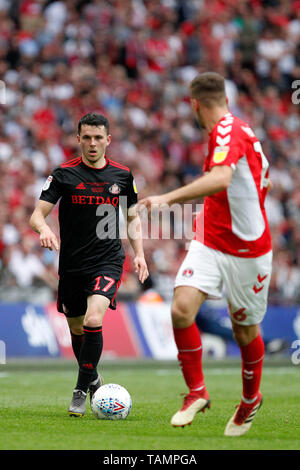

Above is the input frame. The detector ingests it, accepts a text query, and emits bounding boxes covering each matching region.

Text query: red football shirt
[194,112,272,257]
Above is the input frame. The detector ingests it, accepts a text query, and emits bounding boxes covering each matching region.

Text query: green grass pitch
[0,359,299,450]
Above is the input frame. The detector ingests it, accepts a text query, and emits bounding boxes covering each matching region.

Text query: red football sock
[173,323,205,393]
[240,334,264,402]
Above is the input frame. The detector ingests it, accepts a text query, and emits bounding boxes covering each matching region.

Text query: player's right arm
[138,165,233,209]
[29,200,59,251]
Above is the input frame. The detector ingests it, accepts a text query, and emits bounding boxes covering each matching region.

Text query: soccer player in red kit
[30,113,148,417]
[139,72,272,436]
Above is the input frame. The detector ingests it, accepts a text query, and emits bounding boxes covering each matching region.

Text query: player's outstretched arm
[125,207,149,284]
[29,200,60,251]
[138,165,233,211]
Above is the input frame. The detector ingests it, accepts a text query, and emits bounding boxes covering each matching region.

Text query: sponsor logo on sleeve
[133,179,138,194]
[212,146,229,164]
[42,175,53,191]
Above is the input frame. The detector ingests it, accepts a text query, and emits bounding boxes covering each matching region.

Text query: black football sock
[75,325,103,393]
[71,331,98,381]
[70,332,84,363]
[71,332,98,380]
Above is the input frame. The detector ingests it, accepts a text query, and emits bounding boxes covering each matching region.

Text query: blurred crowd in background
[0,0,300,305]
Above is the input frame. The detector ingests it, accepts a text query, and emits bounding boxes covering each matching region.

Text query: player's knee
[233,329,247,346]
[67,318,84,336]
[84,301,106,327]
[171,300,193,328]
[70,325,84,336]
[70,327,83,336]
[84,312,102,328]
[232,323,258,346]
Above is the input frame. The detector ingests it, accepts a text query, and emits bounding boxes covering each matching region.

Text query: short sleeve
[209,120,244,170]
[39,168,63,205]
[124,172,138,209]
[210,144,241,170]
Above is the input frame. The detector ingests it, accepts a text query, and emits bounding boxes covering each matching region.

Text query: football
[91,383,132,420]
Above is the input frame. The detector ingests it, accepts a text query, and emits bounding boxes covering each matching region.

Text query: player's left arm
[30,199,60,251]
[122,172,149,284]
[125,207,149,284]
[138,165,233,209]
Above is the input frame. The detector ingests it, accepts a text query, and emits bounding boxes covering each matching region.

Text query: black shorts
[57,268,122,318]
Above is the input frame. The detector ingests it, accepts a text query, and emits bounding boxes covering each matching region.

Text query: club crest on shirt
[42,175,53,191]
[213,146,229,164]
[109,183,121,194]
[182,268,194,277]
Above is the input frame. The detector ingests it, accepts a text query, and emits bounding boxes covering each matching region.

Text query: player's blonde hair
[190,72,226,108]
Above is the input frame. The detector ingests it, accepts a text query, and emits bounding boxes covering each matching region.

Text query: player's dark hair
[78,113,110,135]
[190,72,226,108]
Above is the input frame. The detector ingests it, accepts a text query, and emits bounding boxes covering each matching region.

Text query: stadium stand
[0,0,300,307]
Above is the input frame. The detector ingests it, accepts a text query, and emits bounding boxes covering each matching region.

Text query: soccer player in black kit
[30,113,148,417]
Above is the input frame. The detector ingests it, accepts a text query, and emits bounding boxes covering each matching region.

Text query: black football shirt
[39,156,138,276]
